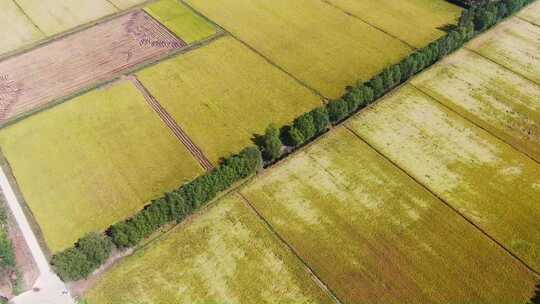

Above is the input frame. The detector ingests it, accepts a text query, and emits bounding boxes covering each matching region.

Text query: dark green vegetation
[0,199,18,299]
[51,0,537,282]
[0,206,14,270]
[51,233,112,281]
[52,147,262,281]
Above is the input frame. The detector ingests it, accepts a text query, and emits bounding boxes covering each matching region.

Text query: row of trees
[51,233,112,281]
[460,0,537,31]
[51,147,262,281]
[259,0,534,163]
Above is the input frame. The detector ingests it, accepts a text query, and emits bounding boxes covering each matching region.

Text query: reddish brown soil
[0,10,185,123]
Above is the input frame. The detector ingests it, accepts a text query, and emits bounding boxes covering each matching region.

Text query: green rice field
[144,0,217,44]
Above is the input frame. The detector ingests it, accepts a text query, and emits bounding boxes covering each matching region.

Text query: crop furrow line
[128,75,214,171]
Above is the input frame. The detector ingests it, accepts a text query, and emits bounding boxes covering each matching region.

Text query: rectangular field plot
[0,80,203,252]
[0,10,183,124]
[84,195,334,304]
[144,0,217,44]
[14,0,117,36]
[411,49,540,162]
[348,85,540,272]
[324,0,461,47]
[109,0,147,10]
[241,127,538,303]
[184,0,412,98]
[519,1,540,26]
[137,37,322,164]
[0,0,44,55]
[466,18,540,85]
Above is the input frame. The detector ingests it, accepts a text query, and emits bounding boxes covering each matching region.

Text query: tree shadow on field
[438,23,459,33]
[529,282,540,304]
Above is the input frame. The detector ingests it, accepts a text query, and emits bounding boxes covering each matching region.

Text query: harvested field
[466,18,540,85]
[519,0,540,26]
[241,127,538,303]
[84,194,334,304]
[323,0,461,47]
[0,80,203,252]
[14,0,117,35]
[348,85,540,272]
[145,0,217,44]
[0,1,43,55]
[184,0,412,98]
[0,10,184,124]
[411,49,540,162]
[137,36,322,164]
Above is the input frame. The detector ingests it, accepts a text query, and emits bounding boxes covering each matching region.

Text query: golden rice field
[0,80,203,252]
[519,0,540,26]
[466,17,540,85]
[109,0,147,10]
[85,194,334,304]
[347,85,540,272]
[137,36,322,164]
[184,0,412,98]
[144,0,217,44]
[0,1,43,55]
[0,0,155,56]
[15,0,117,36]
[411,48,540,162]
[240,127,538,303]
[324,0,461,48]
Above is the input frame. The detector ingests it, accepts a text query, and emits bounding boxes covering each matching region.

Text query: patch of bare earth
[0,10,185,123]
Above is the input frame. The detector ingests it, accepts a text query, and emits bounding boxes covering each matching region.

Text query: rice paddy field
[0,1,43,55]
[519,0,540,25]
[14,0,118,36]
[0,10,184,123]
[85,194,334,304]
[411,49,540,162]
[110,0,147,10]
[183,0,413,98]
[323,0,462,48]
[0,80,203,252]
[240,127,538,303]
[466,17,540,85]
[137,36,322,164]
[347,85,540,272]
[144,0,218,44]
[0,0,165,57]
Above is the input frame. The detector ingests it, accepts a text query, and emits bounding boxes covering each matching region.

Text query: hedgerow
[52,146,262,281]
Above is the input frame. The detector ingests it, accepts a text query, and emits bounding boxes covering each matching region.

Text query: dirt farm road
[0,167,74,304]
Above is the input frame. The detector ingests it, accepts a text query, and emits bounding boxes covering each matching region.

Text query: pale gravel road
[0,167,74,304]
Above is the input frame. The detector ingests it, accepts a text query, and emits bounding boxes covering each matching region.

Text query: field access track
[0,10,184,123]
